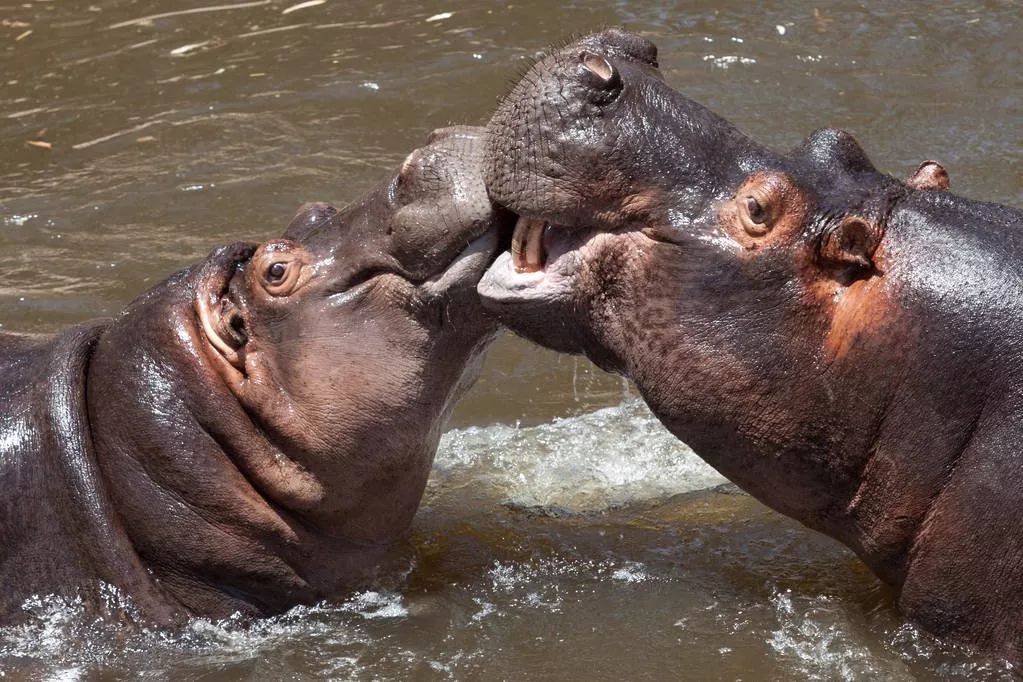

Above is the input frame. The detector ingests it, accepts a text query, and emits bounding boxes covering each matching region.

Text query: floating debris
[703,55,757,69]
[238,23,308,37]
[179,183,214,192]
[107,0,270,30]
[15,29,32,41]
[776,24,787,36]
[425,11,453,22]
[72,119,166,150]
[170,41,210,56]
[813,8,833,32]
[282,0,325,14]
[26,140,52,150]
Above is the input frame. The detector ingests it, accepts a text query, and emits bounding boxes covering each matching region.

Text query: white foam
[767,589,913,681]
[434,400,726,513]
[340,591,408,620]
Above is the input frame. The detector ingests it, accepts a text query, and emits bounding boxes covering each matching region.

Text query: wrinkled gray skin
[0,126,506,624]
[479,30,1023,661]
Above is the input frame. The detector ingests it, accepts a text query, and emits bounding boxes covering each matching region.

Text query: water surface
[1,0,1021,679]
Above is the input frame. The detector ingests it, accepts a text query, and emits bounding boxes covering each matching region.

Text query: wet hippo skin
[478,30,1023,661]
[0,127,507,624]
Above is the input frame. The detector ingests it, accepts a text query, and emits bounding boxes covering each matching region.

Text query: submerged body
[478,30,1023,659]
[0,127,506,624]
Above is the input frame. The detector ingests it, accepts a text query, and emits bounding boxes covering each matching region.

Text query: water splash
[434,400,726,513]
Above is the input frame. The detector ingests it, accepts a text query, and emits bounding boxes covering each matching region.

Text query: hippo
[478,30,1023,660]
[0,126,507,624]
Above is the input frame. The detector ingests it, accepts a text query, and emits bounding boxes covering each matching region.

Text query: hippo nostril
[578,51,623,102]
[577,29,659,68]
[581,51,614,81]
[399,150,419,179]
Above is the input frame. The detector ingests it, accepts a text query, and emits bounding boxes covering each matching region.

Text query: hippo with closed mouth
[0,126,508,624]
[478,30,1023,660]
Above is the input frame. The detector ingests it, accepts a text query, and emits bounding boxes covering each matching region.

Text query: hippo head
[198,125,502,407]
[479,30,916,377]
[193,127,506,533]
[477,29,980,542]
[92,127,508,563]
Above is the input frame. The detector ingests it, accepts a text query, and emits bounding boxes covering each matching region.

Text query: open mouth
[506,214,588,274]
[478,211,601,310]
[414,208,516,295]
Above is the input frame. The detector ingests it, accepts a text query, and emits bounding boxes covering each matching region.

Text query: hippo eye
[745,196,767,224]
[266,261,288,282]
[253,239,309,297]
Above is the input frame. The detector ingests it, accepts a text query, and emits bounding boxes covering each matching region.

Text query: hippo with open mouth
[0,126,508,624]
[478,30,1023,660]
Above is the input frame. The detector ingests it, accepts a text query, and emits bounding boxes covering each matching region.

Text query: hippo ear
[194,242,255,372]
[819,216,880,274]
[906,160,949,191]
[797,128,878,175]
[283,202,339,242]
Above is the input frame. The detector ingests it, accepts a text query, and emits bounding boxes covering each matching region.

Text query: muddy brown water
[1,1,1021,679]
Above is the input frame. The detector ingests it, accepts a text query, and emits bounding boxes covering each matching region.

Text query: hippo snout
[574,28,659,68]
[484,30,667,239]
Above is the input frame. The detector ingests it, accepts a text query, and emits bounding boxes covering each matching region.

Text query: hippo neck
[623,239,1007,588]
[85,269,399,618]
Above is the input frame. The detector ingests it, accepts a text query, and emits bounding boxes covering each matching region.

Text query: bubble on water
[470,599,496,623]
[42,667,85,682]
[0,587,374,675]
[611,562,649,584]
[435,400,726,513]
[767,589,912,681]
[884,621,1017,679]
[3,213,37,227]
[482,556,661,618]
[0,584,145,666]
[702,55,757,69]
[340,591,408,620]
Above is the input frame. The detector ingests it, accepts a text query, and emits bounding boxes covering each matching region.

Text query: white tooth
[511,215,547,273]
[525,217,545,269]
[511,214,529,271]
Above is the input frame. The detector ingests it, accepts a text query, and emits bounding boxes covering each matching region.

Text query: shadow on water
[1,0,1021,679]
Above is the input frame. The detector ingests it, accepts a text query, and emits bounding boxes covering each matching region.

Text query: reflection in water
[1,0,1021,679]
